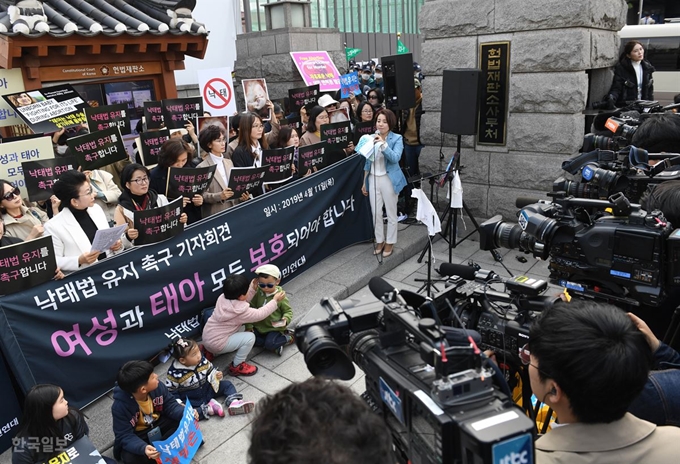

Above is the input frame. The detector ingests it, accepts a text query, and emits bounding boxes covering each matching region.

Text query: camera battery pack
[506,276,547,297]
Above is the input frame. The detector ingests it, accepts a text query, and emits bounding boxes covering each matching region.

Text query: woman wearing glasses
[44,171,123,272]
[367,89,385,110]
[0,179,48,241]
[232,113,269,168]
[197,125,250,217]
[114,163,188,247]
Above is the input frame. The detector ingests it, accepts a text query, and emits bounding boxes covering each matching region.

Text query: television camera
[479,194,680,307]
[294,275,556,464]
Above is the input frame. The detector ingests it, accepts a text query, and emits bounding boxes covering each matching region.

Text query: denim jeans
[628,342,680,426]
[253,329,288,351]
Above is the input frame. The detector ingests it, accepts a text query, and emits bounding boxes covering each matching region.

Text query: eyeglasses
[2,187,20,201]
[130,177,149,185]
[519,343,551,377]
[368,95,379,100]
[79,187,94,197]
[258,283,276,288]
[252,123,264,129]
[361,108,373,114]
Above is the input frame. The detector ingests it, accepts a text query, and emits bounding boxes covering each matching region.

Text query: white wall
[174,0,241,87]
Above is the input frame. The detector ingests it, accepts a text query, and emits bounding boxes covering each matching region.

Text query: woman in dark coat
[608,40,655,108]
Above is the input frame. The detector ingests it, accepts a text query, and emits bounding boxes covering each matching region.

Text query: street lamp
[264,0,312,30]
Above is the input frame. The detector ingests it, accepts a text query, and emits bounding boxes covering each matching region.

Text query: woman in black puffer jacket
[608,40,655,107]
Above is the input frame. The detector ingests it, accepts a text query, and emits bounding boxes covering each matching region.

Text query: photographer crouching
[528,300,680,462]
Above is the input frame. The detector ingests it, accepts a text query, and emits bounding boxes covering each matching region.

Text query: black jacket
[12,411,88,464]
[609,58,655,107]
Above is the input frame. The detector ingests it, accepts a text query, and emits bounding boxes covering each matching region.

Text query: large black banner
[0,156,372,407]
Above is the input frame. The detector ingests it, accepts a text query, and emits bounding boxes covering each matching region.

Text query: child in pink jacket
[202,274,286,376]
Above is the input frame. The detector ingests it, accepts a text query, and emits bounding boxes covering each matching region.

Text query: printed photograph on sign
[197,116,228,136]
[328,107,350,124]
[242,78,271,122]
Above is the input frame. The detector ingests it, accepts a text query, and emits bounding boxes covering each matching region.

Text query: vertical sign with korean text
[140,129,170,167]
[0,136,55,198]
[477,42,510,146]
[67,127,127,171]
[321,121,351,150]
[152,401,202,464]
[288,85,319,113]
[85,103,131,135]
[0,236,57,295]
[162,97,203,130]
[133,197,184,246]
[262,147,294,183]
[143,101,164,130]
[166,165,216,199]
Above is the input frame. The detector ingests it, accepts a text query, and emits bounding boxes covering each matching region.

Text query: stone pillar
[418,0,627,220]
[234,28,345,109]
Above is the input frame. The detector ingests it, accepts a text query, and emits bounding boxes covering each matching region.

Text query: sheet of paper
[90,224,127,252]
[208,368,220,393]
[355,134,375,158]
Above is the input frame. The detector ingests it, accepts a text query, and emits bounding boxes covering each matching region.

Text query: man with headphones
[528,300,680,463]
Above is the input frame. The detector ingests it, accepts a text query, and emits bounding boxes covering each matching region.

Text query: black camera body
[295,288,536,464]
[480,196,680,307]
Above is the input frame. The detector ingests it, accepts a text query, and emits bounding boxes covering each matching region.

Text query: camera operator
[630,113,680,154]
[627,313,680,427]
[248,377,395,464]
[529,300,680,463]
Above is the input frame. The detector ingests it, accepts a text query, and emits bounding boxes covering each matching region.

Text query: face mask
[375,73,382,81]
[361,74,370,81]
[57,145,68,155]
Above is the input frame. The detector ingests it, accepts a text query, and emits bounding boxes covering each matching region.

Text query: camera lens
[581,165,629,194]
[297,325,355,380]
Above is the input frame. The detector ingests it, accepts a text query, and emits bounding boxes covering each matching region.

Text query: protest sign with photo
[162,97,203,130]
[328,107,350,124]
[197,116,228,135]
[166,165,216,199]
[133,197,184,246]
[0,136,54,198]
[0,69,26,127]
[2,84,89,133]
[227,165,269,198]
[290,52,341,92]
[242,79,271,121]
[139,129,170,167]
[67,127,127,171]
[339,72,361,98]
[143,101,164,129]
[0,236,56,296]
[262,147,294,183]
[297,142,326,172]
[152,401,202,464]
[22,157,77,202]
[85,103,131,135]
[321,121,351,150]
[288,84,319,113]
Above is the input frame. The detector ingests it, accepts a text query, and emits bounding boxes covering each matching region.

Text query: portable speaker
[381,53,416,111]
[440,69,482,135]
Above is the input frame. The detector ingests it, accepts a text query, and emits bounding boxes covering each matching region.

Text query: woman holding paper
[198,125,249,217]
[44,171,123,272]
[114,163,188,247]
[361,109,406,258]
[150,139,203,224]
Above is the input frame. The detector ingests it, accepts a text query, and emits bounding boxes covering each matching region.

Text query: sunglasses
[258,283,276,288]
[2,187,20,202]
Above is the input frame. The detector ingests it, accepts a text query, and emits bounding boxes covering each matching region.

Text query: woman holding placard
[198,125,250,217]
[44,171,123,272]
[114,163,188,247]
[232,112,270,168]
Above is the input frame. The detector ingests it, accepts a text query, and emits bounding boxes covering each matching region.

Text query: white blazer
[44,204,122,273]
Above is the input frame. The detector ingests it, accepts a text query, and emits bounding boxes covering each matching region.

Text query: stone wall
[418,0,627,220]
[233,27,345,111]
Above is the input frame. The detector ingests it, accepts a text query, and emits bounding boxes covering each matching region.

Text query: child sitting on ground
[202,273,286,376]
[165,338,254,419]
[112,360,193,464]
[246,264,295,356]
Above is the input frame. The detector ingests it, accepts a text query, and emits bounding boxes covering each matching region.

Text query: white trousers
[368,173,398,244]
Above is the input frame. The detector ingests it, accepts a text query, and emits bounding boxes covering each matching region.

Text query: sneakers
[208,399,224,417]
[200,403,211,419]
[274,334,295,357]
[274,346,284,356]
[227,399,255,416]
[228,361,258,376]
[398,213,409,222]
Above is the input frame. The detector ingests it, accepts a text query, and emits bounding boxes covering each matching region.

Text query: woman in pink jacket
[202,274,286,376]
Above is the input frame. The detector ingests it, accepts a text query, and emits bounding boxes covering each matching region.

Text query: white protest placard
[0,136,55,198]
[0,69,25,127]
[197,67,236,116]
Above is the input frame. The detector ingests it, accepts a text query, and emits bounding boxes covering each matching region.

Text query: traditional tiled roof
[0,0,206,37]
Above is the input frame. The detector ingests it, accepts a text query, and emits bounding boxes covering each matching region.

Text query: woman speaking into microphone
[361,108,406,258]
